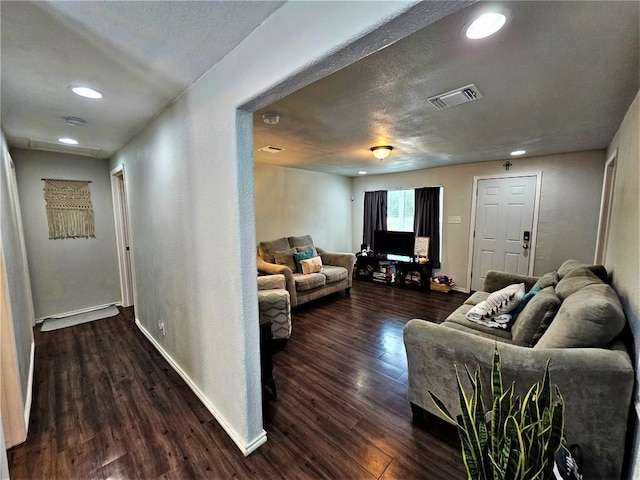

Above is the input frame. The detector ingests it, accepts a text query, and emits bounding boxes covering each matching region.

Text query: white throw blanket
[466,301,512,329]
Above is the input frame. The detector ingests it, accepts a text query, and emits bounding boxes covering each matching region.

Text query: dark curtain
[414,187,441,268]
[363,190,387,249]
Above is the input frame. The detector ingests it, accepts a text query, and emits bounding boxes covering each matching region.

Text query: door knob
[522,244,529,250]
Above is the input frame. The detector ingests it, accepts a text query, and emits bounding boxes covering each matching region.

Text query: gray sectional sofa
[257,235,356,307]
[403,259,633,479]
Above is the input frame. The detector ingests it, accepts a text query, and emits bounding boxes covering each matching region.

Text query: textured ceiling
[254,1,639,176]
[1,1,638,173]
[1,0,284,158]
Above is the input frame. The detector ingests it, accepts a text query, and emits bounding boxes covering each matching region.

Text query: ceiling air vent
[258,145,285,153]
[29,139,102,157]
[428,84,482,110]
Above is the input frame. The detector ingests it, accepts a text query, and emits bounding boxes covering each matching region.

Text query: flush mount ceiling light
[465,12,507,39]
[70,86,103,99]
[58,137,79,145]
[370,145,393,161]
[65,116,86,127]
[358,171,368,175]
[262,113,280,125]
[510,150,526,156]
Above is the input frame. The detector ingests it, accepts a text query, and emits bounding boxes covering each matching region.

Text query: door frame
[110,164,136,307]
[594,150,617,264]
[466,172,542,292]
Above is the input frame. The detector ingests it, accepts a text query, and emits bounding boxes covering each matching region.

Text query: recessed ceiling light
[71,86,103,99]
[358,171,367,175]
[510,150,526,156]
[58,137,79,145]
[465,13,507,39]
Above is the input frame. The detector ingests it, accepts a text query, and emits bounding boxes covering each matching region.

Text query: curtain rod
[363,185,442,193]
[42,178,92,183]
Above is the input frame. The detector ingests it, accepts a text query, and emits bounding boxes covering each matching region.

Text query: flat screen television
[373,230,415,258]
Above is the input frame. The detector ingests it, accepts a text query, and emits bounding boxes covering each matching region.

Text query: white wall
[352,150,605,290]
[0,131,34,449]
[11,149,120,320]
[109,1,471,453]
[605,90,640,477]
[254,163,352,252]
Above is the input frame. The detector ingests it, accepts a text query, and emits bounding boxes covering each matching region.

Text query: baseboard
[23,339,35,430]
[134,318,267,456]
[453,286,470,294]
[36,302,121,323]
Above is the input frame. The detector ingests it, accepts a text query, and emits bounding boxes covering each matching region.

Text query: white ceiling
[1,0,284,158]
[1,1,638,176]
[254,1,640,176]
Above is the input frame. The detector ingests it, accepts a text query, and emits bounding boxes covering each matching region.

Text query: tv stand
[355,255,431,291]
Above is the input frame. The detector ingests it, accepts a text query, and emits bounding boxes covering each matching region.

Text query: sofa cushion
[288,235,315,250]
[444,304,513,341]
[482,283,525,317]
[296,244,318,257]
[464,291,490,306]
[440,320,512,343]
[555,267,603,300]
[532,271,559,290]
[535,283,626,349]
[321,265,348,284]
[293,250,315,273]
[511,286,561,347]
[293,272,326,291]
[557,259,607,282]
[511,286,541,321]
[258,237,290,263]
[273,248,297,272]
[300,256,324,274]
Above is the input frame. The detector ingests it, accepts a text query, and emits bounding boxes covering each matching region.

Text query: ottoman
[257,274,292,340]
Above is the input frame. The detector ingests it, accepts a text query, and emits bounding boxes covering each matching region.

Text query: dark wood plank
[8,281,469,479]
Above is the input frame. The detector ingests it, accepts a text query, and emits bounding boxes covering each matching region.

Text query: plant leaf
[456,367,488,480]
[491,346,503,399]
[428,391,458,425]
[503,416,524,479]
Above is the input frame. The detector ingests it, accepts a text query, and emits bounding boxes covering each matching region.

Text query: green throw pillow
[511,286,541,322]
[293,250,315,273]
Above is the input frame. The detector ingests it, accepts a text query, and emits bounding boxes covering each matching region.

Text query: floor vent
[258,145,285,153]
[428,84,482,110]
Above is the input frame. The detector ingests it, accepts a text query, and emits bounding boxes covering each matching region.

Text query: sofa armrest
[403,319,633,479]
[257,256,297,305]
[257,273,285,291]
[317,248,356,273]
[482,270,539,292]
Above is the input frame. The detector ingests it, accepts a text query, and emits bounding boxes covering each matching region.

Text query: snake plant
[429,347,564,480]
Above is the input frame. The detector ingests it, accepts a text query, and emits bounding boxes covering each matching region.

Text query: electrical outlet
[158,321,166,336]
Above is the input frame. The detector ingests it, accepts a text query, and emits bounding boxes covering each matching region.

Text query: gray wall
[352,150,605,291]
[254,163,353,251]
[0,132,34,420]
[12,148,120,319]
[605,90,640,477]
[109,1,468,454]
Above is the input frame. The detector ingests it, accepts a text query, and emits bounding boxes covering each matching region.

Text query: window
[387,189,414,232]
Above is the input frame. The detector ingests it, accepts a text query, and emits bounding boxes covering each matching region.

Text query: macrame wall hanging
[43,179,95,239]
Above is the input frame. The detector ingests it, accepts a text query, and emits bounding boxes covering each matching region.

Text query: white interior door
[471,175,538,291]
[111,166,135,307]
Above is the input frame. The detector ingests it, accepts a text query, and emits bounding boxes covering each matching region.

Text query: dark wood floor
[8,280,470,479]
